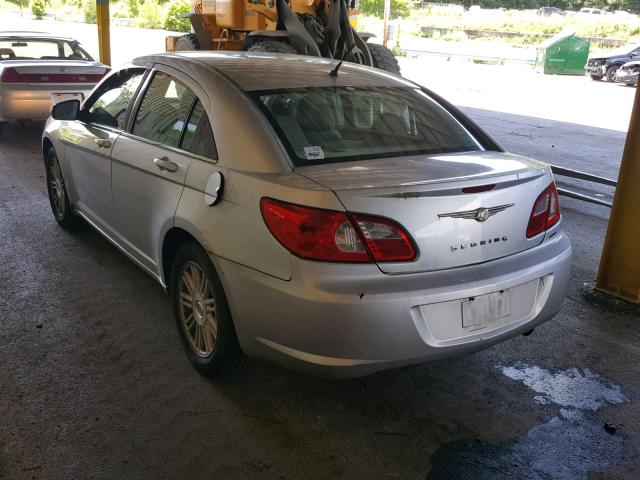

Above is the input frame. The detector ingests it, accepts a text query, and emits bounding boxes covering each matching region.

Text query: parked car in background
[537,6,564,15]
[42,52,572,378]
[615,60,640,85]
[0,32,109,138]
[586,43,640,82]
[579,7,606,15]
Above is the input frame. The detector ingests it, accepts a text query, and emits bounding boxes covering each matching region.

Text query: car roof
[0,31,76,41]
[135,51,417,91]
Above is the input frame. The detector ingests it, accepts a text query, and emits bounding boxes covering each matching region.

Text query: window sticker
[303,146,325,161]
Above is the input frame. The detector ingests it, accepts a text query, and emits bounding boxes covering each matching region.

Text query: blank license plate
[462,290,511,329]
[51,92,83,104]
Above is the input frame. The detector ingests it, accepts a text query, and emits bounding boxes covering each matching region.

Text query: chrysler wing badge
[438,204,515,222]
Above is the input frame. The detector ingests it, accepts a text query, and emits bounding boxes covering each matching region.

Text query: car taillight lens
[260,198,416,263]
[1,68,25,82]
[351,215,416,262]
[0,67,107,83]
[526,183,560,238]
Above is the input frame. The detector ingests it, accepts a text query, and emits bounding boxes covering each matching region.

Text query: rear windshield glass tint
[0,39,92,61]
[252,86,482,166]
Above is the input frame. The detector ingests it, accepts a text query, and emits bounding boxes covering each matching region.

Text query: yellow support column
[596,83,640,303]
[382,0,390,47]
[96,0,111,66]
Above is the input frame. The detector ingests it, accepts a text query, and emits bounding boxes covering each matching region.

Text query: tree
[31,0,46,19]
[83,0,96,23]
[165,0,191,32]
[360,0,412,18]
[6,0,29,11]
[129,0,139,17]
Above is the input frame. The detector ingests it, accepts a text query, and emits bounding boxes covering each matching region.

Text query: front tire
[170,242,247,377]
[367,43,401,74]
[45,147,77,229]
[590,74,603,81]
[606,65,619,83]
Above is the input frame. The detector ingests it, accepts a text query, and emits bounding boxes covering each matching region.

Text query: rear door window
[132,72,198,148]
[180,99,217,159]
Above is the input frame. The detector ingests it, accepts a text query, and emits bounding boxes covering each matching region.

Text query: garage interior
[1,2,640,479]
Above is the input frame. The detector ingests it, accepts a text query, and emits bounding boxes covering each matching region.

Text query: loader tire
[175,33,200,51]
[247,40,297,55]
[367,43,400,74]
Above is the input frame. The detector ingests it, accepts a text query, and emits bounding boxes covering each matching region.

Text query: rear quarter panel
[172,68,344,282]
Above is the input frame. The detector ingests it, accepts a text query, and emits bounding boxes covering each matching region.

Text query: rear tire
[45,147,77,229]
[590,74,603,81]
[175,33,200,51]
[606,65,619,83]
[247,40,297,54]
[170,242,247,377]
[367,43,401,74]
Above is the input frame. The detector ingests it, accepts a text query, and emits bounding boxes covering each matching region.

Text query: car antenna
[330,43,357,77]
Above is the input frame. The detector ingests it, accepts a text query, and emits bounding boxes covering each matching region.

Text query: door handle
[153,157,178,172]
[94,138,112,148]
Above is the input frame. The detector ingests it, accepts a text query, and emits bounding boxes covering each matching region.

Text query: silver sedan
[42,52,572,378]
[0,32,109,137]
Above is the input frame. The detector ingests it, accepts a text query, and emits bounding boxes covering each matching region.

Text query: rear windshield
[0,39,93,61]
[251,86,482,166]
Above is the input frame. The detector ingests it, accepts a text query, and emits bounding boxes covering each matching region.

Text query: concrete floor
[1,61,640,479]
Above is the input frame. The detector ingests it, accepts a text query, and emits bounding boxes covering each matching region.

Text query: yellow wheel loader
[167,0,400,74]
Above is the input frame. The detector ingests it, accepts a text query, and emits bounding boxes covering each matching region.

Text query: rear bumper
[216,227,572,378]
[0,83,94,122]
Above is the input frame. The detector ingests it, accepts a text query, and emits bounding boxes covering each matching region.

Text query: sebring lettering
[450,236,508,252]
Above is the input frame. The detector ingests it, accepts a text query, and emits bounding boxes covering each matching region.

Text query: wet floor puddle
[427,364,632,480]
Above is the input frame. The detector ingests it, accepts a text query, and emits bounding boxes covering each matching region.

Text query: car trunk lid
[297,151,553,274]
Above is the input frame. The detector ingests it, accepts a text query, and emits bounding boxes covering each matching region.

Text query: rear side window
[181,100,217,159]
[252,86,482,166]
[133,72,197,148]
[86,69,144,129]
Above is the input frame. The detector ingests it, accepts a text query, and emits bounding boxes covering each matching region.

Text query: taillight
[260,198,416,263]
[351,215,416,262]
[526,183,560,238]
[0,67,106,83]
[1,68,25,82]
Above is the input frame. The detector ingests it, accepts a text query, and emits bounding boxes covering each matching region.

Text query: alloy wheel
[48,155,66,218]
[177,261,218,357]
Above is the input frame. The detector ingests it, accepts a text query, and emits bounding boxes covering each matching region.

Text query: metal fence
[550,165,616,208]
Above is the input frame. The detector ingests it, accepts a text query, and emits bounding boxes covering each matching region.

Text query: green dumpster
[535,32,590,75]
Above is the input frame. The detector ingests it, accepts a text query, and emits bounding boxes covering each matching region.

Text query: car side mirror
[51,99,80,121]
